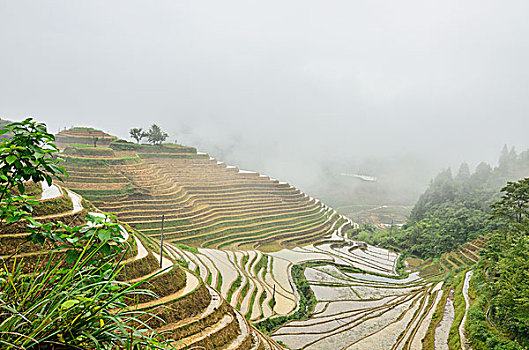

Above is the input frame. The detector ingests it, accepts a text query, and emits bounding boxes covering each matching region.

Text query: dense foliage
[466,178,529,349]
[146,124,168,145]
[0,119,67,223]
[362,146,529,258]
[0,217,166,349]
[128,124,169,145]
[129,127,148,144]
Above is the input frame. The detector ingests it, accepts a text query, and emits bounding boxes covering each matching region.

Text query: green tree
[482,178,529,348]
[146,124,168,145]
[129,127,148,144]
[0,118,67,223]
[470,162,492,187]
[491,178,529,226]
[456,162,471,181]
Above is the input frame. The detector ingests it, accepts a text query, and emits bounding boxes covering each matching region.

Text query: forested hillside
[468,178,529,349]
[364,146,529,258]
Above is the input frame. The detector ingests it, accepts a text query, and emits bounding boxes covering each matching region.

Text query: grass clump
[175,243,199,254]
[245,288,258,320]
[254,254,269,275]
[0,241,170,348]
[237,279,249,309]
[63,146,115,157]
[216,272,223,291]
[227,276,242,303]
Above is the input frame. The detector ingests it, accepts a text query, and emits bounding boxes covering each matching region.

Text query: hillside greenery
[358,146,529,259]
[467,178,529,349]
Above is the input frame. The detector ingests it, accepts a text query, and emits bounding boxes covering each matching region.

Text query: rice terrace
[2,2,529,349]
[3,119,523,350]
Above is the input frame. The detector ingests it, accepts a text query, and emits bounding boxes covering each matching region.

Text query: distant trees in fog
[129,128,148,143]
[129,124,168,145]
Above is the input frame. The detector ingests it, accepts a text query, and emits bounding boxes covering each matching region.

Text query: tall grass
[0,234,172,349]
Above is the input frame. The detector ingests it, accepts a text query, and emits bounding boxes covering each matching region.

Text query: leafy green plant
[0,118,67,223]
[27,213,126,265]
[0,118,67,197]
[0,231,170,349]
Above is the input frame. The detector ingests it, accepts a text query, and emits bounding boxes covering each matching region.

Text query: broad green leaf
[60,299,80,312]
[98,230,111,241]
[5,154,16,164]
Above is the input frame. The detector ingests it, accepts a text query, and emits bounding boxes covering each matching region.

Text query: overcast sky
[1,0,528,189]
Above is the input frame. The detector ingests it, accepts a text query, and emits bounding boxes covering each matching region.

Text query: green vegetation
[466,178,529,349]
[15,181,43,197]
[216,271,223,291]
[70,126,101,132]
[361,147,529,259]
[0,119,67,224]
[255,263,317,334]
[339,204,412,226]
[259,289,267,317]
[2,216,168,348]
[237,280,249,309]
[254,254,269,275]
[246,288,258,320]
[63,146,115,157]
[125,124,170,145]
[206,269,213,285]
[137,152,207,159]
[423,289,449,350]
[67,142,94,148]
[32,189,72,216]
[110,139,197,153]
[130,127,148,144]
[175,243,200,254]
[241,254,249,269]
[61,154,140,166]
[227,276,242,303]
[465,267,519,349]
[146,124,168,145]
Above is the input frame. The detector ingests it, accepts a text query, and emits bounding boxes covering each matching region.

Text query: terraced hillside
[1,181,283,349]
[165,223,403,323]
[60,139,350,251]
[403,236,487,279]
[53,130,492,349]
[55,126,117,148]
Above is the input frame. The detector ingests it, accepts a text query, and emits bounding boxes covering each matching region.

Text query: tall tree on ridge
[147,124,168,145]
[129,128,148,144]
